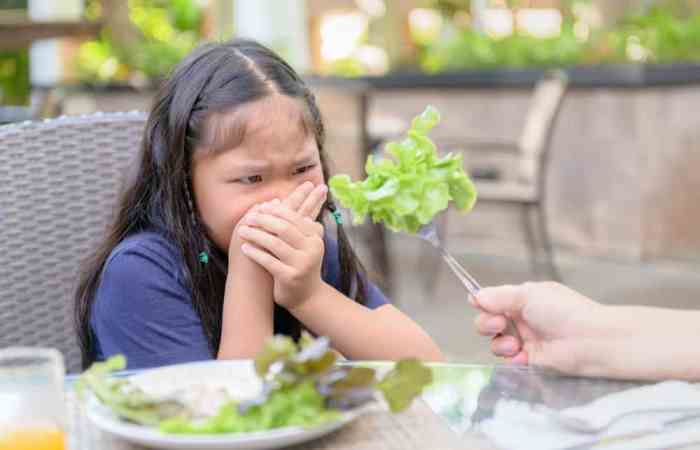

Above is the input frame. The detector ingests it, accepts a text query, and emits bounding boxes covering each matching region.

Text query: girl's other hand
[228,182,325,263]
[239,189,327,309]
[228,203,264,265]
[282,181,328,219]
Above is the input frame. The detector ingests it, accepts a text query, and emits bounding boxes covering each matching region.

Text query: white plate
[86,360,366,449]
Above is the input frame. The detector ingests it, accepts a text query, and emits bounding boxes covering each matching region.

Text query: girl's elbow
[424,346,446,363]
[410,341,445,363]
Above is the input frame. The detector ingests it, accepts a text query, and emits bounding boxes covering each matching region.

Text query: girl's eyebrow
[230,160,271,170]
[294,152,318,165]
[233,153,315,171]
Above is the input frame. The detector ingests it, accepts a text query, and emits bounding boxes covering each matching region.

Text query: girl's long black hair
[74,39,367,369]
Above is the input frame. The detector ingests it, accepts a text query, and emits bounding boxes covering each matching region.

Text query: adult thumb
[476,285,527,319]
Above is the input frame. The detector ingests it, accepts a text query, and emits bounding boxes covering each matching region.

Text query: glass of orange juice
[0,348,66,450]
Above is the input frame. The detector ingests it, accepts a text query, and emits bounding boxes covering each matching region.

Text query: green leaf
[377,359,433,413]
[322,367,378,410]
[81,336,430,435]
[161,383,340,434]
[295,340,337,375]
[333,367,376,391]
[329,105,477,233]
[77,354,186,426]
[254,335,297,377]
[411,105,440,135]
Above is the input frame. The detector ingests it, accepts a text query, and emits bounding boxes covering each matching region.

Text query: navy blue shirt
[90,231,388,369]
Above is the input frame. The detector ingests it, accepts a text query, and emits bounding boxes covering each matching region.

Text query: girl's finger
[234,203,263,234]
[238,225,297,262]
[302,217,325,238]
[246,212,306,249]
[259,203,322,237]
[241,243,292,279]
[282,181,315,212]
[298,184,328,219]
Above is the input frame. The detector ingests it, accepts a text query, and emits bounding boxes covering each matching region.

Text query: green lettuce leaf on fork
[329,105,477,233]
[78,333,433,434]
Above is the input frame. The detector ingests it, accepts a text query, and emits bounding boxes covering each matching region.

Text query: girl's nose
[271,180,305,203]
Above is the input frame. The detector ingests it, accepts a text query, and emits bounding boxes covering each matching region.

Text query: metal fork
[416,222,521,340]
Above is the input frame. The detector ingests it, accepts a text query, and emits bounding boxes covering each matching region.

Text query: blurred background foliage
[5,0,700,87]
[0,50,30,104]
[75,0,205,86]
[0,0,29,104]
[414,0,700,73]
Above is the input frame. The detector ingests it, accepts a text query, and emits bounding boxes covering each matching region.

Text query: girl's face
[191,94,324,253]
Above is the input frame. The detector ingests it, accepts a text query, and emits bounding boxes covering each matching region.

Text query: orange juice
[0,427,65,450]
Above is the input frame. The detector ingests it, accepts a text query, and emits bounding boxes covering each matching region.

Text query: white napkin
[477,381,700,450]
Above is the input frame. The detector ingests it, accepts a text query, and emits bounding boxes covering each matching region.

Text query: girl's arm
[290,282,444,361]
[218,204,275,360]
[239,200,445,362]
[218,183,330,359]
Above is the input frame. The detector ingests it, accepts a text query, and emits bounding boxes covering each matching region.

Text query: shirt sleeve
[91,239,213,369]
[322,237,390,309]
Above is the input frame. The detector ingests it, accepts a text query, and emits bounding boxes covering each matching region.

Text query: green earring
[198,251,209,264]
[327,202,343,225]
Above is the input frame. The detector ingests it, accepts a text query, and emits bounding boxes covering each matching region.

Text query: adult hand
[474,282,607,375]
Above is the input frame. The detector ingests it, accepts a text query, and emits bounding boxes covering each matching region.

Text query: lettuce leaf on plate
[79,333,433,434]
[76,355,187,426]
[160,380,338,434]
[329,105,477,233]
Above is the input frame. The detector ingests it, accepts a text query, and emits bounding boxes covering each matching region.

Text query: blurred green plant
[416,1,700,73]
[76,0,204,86]
[0,50,30,105]
[595,6,700,64]
[327,57,367,77]
[0,0,30,104]
[420,20,584,72]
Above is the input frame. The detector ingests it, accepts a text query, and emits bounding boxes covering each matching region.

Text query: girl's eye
[236,175,263,185]
[294,164,316,175]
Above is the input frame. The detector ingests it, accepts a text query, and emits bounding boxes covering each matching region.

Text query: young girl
[74,39,444,370]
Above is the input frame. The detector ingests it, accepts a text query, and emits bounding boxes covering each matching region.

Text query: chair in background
[428,70,569,291]
[0,87,64,125]
[0,112,146,372]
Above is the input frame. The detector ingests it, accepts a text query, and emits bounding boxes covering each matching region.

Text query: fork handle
[440,250,481,296]
[439,250,522,342]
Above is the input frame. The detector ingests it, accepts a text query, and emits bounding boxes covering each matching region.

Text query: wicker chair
[0,88,65,125]
[0,112,147,372]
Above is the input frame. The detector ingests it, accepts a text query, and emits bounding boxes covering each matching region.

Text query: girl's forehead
[200,94,314,154]
[246,95,308,132]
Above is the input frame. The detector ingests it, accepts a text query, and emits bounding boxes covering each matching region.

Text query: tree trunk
[101,0,140,48]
